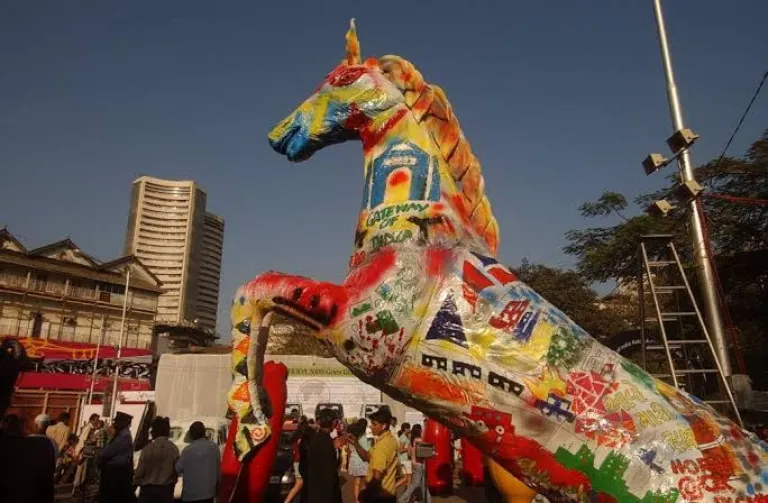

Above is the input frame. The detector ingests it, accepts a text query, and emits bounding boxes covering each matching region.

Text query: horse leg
[220,360,288,503]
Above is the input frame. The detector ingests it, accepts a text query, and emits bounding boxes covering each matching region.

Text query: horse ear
[345,18,362,65]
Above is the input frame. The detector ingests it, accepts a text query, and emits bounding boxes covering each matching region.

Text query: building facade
[124,176,224,334]
[0,228,162,350]
[198,212,225,331]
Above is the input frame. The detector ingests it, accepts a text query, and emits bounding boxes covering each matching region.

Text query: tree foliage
[565,130,768,356]
[265,313,333,357]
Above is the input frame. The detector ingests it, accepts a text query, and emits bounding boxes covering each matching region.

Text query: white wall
[154,353,423,423]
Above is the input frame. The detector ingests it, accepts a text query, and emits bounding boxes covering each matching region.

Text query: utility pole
[109,268,131,417]
[651,0,732,377]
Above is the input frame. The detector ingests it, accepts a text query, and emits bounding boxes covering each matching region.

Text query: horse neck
[353,105,475,257]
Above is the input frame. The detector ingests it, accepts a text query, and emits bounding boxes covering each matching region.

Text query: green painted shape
[554,445,679,503]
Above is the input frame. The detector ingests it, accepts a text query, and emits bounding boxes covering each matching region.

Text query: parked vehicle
[285,402,303,420]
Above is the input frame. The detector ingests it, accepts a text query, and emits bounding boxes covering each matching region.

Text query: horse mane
[378,55,500,256]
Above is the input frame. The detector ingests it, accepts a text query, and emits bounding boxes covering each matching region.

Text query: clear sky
[2,1,766,338]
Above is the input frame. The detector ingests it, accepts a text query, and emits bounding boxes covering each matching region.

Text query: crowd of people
[0,404,435,503]
[284,406,432,503]
[0,410,220,503]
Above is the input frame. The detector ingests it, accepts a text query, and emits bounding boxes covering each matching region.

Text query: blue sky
[1,1,766,337]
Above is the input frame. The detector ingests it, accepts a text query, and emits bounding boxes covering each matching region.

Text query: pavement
[54,471,491,503]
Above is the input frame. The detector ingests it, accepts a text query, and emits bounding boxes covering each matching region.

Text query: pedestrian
[175,421,220,503]
[32,413,59,458]
[283,418,309,503]
[135,416,179,503]
[298,416,316,503]
[348,407,400,503]
[55,433,80,483]
[398,424,430,503]
[47,411,72,453]
[0,413,55,503]
[306,408,343,503]
[395,423,412,491]
[97,411,136,503]
[347,418,371,502]
[73,413,101,490]
[75,413,101,458]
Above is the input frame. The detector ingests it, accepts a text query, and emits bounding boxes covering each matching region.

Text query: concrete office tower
[124,176,224,333]
[197,212,225,332]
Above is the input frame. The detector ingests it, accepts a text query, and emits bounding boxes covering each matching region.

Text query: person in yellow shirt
[348,407,400,503]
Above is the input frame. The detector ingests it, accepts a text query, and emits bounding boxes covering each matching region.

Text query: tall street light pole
[651,0,732,377]
[109,267,131,417]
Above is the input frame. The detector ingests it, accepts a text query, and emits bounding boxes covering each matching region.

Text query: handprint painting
[228,20,767,502]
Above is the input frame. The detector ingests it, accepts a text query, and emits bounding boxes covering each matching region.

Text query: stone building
[0,228,162,350]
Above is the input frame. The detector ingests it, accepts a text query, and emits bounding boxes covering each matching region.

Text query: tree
[512,260,634,341]
[265,313,333,357]
[564,130,768,371]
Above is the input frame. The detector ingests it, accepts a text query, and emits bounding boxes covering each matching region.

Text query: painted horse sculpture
[227,20,768,503]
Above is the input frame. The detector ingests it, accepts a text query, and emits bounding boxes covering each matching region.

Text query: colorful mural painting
[227,20,768,502]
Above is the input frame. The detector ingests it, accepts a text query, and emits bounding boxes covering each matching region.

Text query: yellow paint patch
[524,367,567,402]
[383,169,412,205]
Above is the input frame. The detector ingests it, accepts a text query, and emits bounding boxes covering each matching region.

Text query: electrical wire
[713,70,768,167]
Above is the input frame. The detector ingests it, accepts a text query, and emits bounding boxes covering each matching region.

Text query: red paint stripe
[463,262,493,292]
[488,266,517,285]
[361,108,408,153]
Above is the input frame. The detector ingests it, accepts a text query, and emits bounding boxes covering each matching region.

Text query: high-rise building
[198,212,225,331]
[124,176,224,334]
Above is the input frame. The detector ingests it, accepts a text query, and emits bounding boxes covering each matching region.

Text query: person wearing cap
[348,407,400,503]
[32,413,59,458]
[97,411,135,503]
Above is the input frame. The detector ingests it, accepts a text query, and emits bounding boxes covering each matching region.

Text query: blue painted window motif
[362,142,440,209]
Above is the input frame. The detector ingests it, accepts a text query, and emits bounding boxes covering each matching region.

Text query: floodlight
[646,200,674,217]
[643,153,670,175]
[666,128,699,155]
[675,180,704,200]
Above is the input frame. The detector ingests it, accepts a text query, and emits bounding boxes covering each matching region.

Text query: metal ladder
[637,234,742,425]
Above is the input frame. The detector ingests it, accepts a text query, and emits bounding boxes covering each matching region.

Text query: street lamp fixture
[646,199,674,217]
[643,153,671,175]
[666,128,699,157]
[675,180,704,201]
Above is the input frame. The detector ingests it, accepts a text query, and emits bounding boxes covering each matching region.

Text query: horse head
[268,20,404,162]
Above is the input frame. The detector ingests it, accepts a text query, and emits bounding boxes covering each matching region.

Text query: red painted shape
[487,266,517,285]
[463,262,493,292]
[326,65,368,87]
[220,361,288,503]
[424,419,454,495]
[349,250,366,268]
[462,285,478,310]
[345,103,371,131]
[426,248,450,277]
[460,438,485,486]
[389,170,409,186]
[344,248,397,294]
[361,108,408,153]
[489,300,530,331]
[467,406,591,493]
